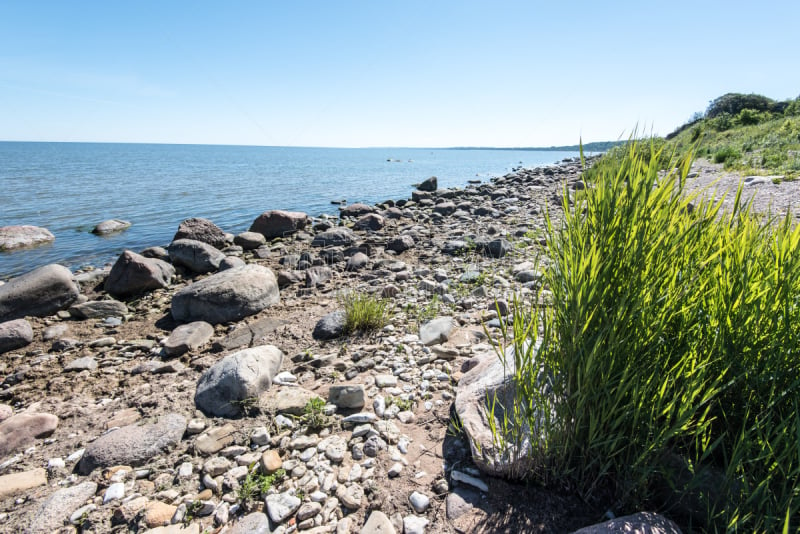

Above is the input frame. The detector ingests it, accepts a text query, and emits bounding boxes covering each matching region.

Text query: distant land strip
[447,141,624,152]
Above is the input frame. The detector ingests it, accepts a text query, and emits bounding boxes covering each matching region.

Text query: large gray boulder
[419,316,454,346]
[194,345,284,417]
[0,319,34,354]
[164,321,214,356]
[0,264,80,321]
[171,264,279,324]
[168,238,226,274]
[249,210,309,240]
[68,299,128,319]
[455,343,541,479]
[417,176,438,192]
[173,217,228,249]
[78,413,187,475]
[0,225,54,251]
[339,203,375,218]
[105,250,175,299]
[311,228,356,247]
[570,512,683,534]
[0,412,59,457]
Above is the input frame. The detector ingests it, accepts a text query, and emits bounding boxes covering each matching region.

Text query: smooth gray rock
[419,316,454,346]
[0,225,54,251]
[417,176,437,192]
[233,231,267,250]
[445,487,481,520]
[171,264,279,324]
[173,217,228,249]
[168,238,226,274]
[328,384,365,409]
[339,203,375,218]
[194,345,284,417]
[408,491,430,513]
[220,255,246,270]
[69,299,127,319]
[386,235,415,253]
[249,210,309,240]
[265,491,301,523]
[91,219,131,235]
[0,264,80,321]
[0,413,59,457]
[26,480,97,534]
[403,515,429,534]
[570,512,683,534]
[433,201,456,216]
[0,318,33,354]
[311,228,356,247]
[305,265,332,287]
[140,246,169,261]
[312,310,346,340]
[477,238,512,258]
[164,321,214,356]
[105,250,175,298]
[77,413,187,474]
[361,510,396,534]
[228,511,271,534]
[64,356,98,372]
[346,252,369,271]
[353,213,385,231]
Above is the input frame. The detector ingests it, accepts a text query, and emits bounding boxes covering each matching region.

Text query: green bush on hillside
[492,139,800,532]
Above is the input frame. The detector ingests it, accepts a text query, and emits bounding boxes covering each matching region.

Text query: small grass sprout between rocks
[339,292,391,333]
[485,137,800,532]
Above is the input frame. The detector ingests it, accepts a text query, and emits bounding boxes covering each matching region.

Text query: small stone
[387,463,403,478]
[342,413,377,424]
[408,491,430,513]
[361,510,397,534]
[195,424,236,455]
[0,468,47,498]
[451,470,488,492]
[145,500,177,528]
[336,484,364,509]
[103,482,125,504]
[328,384,366,409]
[403,515,429,534]
[296,501,322,521]
[375,375,398,388]
[260,450,282,474]
[250,426,270,446]
[265,491,301,523]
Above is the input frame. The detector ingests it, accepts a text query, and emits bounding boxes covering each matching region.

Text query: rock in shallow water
[173,217,228,249]
[105,250,175,299]
[0,225,54,251]
[91,219,131,235]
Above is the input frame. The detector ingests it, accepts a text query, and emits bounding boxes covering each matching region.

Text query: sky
[1,1,799,148]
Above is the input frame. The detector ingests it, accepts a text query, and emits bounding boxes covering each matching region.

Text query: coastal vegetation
[493,137,800,531]
[666,92,800,180]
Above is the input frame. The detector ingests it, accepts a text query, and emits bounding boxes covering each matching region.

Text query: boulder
[194,345,284,417]
[69,299,128,319]
[571,512,683,534]
[455,344,541,478]
[78,413,187,475]
[353,213,385,231]
[346,252,369,271]
[305,265,332,287]
[419,317,454,346]
[168,239,226,274]
[164,321,214,356]
[171,265,280,324]
[227,512,271,534]
[386,235,415,253]
[328,384,366,409]
[0,264,79,321]
[339,203,375,218]
[0,225,54,251]
[249,210,309,240]
[312,228,356,247]
[417,176,438,192]
[0,318,33,354]
[26,480,98,534]
[433,201,457,216]
[0,412,59,456]
[173,217,227,249]
[361,510,397,534]
[91,219,131,235]
[233,231,267,250]
[477,238,512,258]
[105,250,175,299]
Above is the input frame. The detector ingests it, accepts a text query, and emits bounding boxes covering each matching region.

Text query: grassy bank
[666,92,800,180]
[494,139,800,531]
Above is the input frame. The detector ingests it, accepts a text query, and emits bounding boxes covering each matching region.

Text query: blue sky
[1,1,798,147]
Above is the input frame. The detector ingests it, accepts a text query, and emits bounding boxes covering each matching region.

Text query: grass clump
[493,138,800,532]
[237,464,286,510]
[340,292,390,333]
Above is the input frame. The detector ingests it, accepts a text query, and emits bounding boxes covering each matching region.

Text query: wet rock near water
[0,225,55,251]
[91,219,131,235]
[105,250,175,298]
[173,217,228,249]
[0,264,80,321]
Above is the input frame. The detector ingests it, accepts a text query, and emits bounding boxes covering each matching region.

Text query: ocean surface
[0,142,578,279]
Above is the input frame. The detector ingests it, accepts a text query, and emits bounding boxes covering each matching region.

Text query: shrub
[340,292,390,333]
[492,139,800,532]
[706,93,775,118]
[713,146,740,164]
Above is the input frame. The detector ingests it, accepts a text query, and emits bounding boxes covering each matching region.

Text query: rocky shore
[5,157,772,533]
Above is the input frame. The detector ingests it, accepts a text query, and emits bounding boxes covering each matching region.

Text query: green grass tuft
[340,292,391,333]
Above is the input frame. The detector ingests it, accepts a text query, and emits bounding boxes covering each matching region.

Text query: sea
[0,142,579,280]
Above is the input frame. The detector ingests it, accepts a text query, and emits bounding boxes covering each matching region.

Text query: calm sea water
[0,142,578,279]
